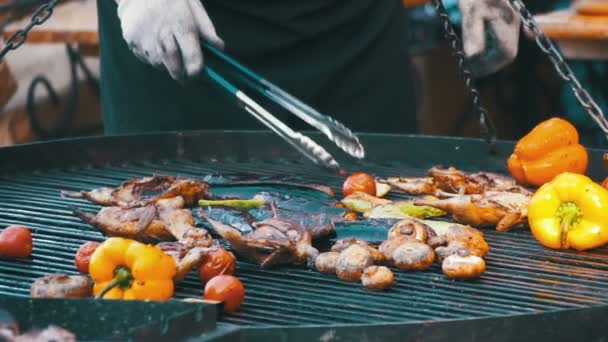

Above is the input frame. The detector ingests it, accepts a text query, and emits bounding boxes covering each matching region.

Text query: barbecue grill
[1,131,607,341]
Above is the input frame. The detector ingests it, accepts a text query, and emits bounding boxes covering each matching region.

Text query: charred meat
[157,242,216,283]
[30,274,93,298]
[199,203,334,269]
[74,196,214,247]
[383,166,531,197]
[62,175,210,207]
[415,191,529,232]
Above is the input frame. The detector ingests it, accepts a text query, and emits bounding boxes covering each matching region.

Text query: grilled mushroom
[441,253,486,279]
[331,238,386,263]
[392,242,435,271]
[314,252,340,274]
[387,218,430,242]
[361,266,394,291]
[335,245,374,282]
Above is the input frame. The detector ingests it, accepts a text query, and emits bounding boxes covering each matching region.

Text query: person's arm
[459,0,521,77]
[113,0,224,83]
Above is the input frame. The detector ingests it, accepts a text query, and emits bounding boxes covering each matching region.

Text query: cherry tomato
[342,172,376,197]
[602,177,608,190]
[204,275,245,312]
[75,241,100,274]
[0,225,33,258]
[199,248,236,283]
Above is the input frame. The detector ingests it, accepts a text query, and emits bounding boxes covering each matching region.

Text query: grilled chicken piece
[61,175,210,207]
[361,266,394,291]
[74,196,214,247]
[383,177,436,196]
[199,204,333,269]
[30,274,93,298]
[335,245,374,282]
[415,191,529,232]
[157,242,216,282]
[384,166,531,197]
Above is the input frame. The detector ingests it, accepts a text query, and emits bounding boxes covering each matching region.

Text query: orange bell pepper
[507,117,588,187]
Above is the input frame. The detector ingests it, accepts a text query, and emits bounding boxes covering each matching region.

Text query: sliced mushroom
[315,252,340,274]
[361,266,394,291]
[30,274,93,298]
[335,245,374,282]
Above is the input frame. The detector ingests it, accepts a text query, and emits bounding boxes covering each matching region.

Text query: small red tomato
[342,172,377,197]
[75,241,101,274]
[199,248,236,283]
[204,275,245,312]
[0,225,33,258]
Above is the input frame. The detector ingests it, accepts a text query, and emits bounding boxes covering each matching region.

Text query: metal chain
[0,0,58,63]
[430,0,497,151]
[507,0,608,137]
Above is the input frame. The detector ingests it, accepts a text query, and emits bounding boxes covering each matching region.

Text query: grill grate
[1,157,608,328]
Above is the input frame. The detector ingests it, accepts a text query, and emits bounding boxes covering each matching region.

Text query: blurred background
[0,0,606,147]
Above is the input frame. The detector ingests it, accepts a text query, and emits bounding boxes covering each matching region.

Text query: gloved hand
[459,0,521,77]
[114,0,224,83]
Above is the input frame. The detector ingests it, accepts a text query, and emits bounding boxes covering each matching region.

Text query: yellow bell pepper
[89,237,176,300]
[528,172,608,251]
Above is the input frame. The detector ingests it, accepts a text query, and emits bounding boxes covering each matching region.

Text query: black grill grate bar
[234,264,572,311]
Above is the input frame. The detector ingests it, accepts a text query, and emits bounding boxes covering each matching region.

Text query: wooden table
[2,0,98,56]
[534,3,608,60]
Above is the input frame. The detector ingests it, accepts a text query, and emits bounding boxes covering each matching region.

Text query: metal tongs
[201,43,365,172]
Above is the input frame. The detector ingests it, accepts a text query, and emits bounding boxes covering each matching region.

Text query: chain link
[0,0,58,63]
[507,0,608,136]
[430,0,497,150]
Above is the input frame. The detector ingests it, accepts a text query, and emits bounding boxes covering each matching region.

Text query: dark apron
[96,0,418,135]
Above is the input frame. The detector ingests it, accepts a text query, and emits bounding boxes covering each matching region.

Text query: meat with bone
[199,203,334,269]
[383,166,531,197]
[157,242,217,283]
[73,196,214,247]
[30,274,93,298]
[61,175,210,208]
[415,191,529,232]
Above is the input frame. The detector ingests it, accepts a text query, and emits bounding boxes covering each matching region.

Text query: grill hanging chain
[0,0,58,63]
[430,0,497,152]
[506,0,608,138]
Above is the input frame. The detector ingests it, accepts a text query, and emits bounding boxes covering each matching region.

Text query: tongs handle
[202,43,365,159]
[204,66,340,171]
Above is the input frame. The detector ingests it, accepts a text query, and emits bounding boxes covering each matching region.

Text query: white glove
[459,0,521,77]
[114,0,224,82]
